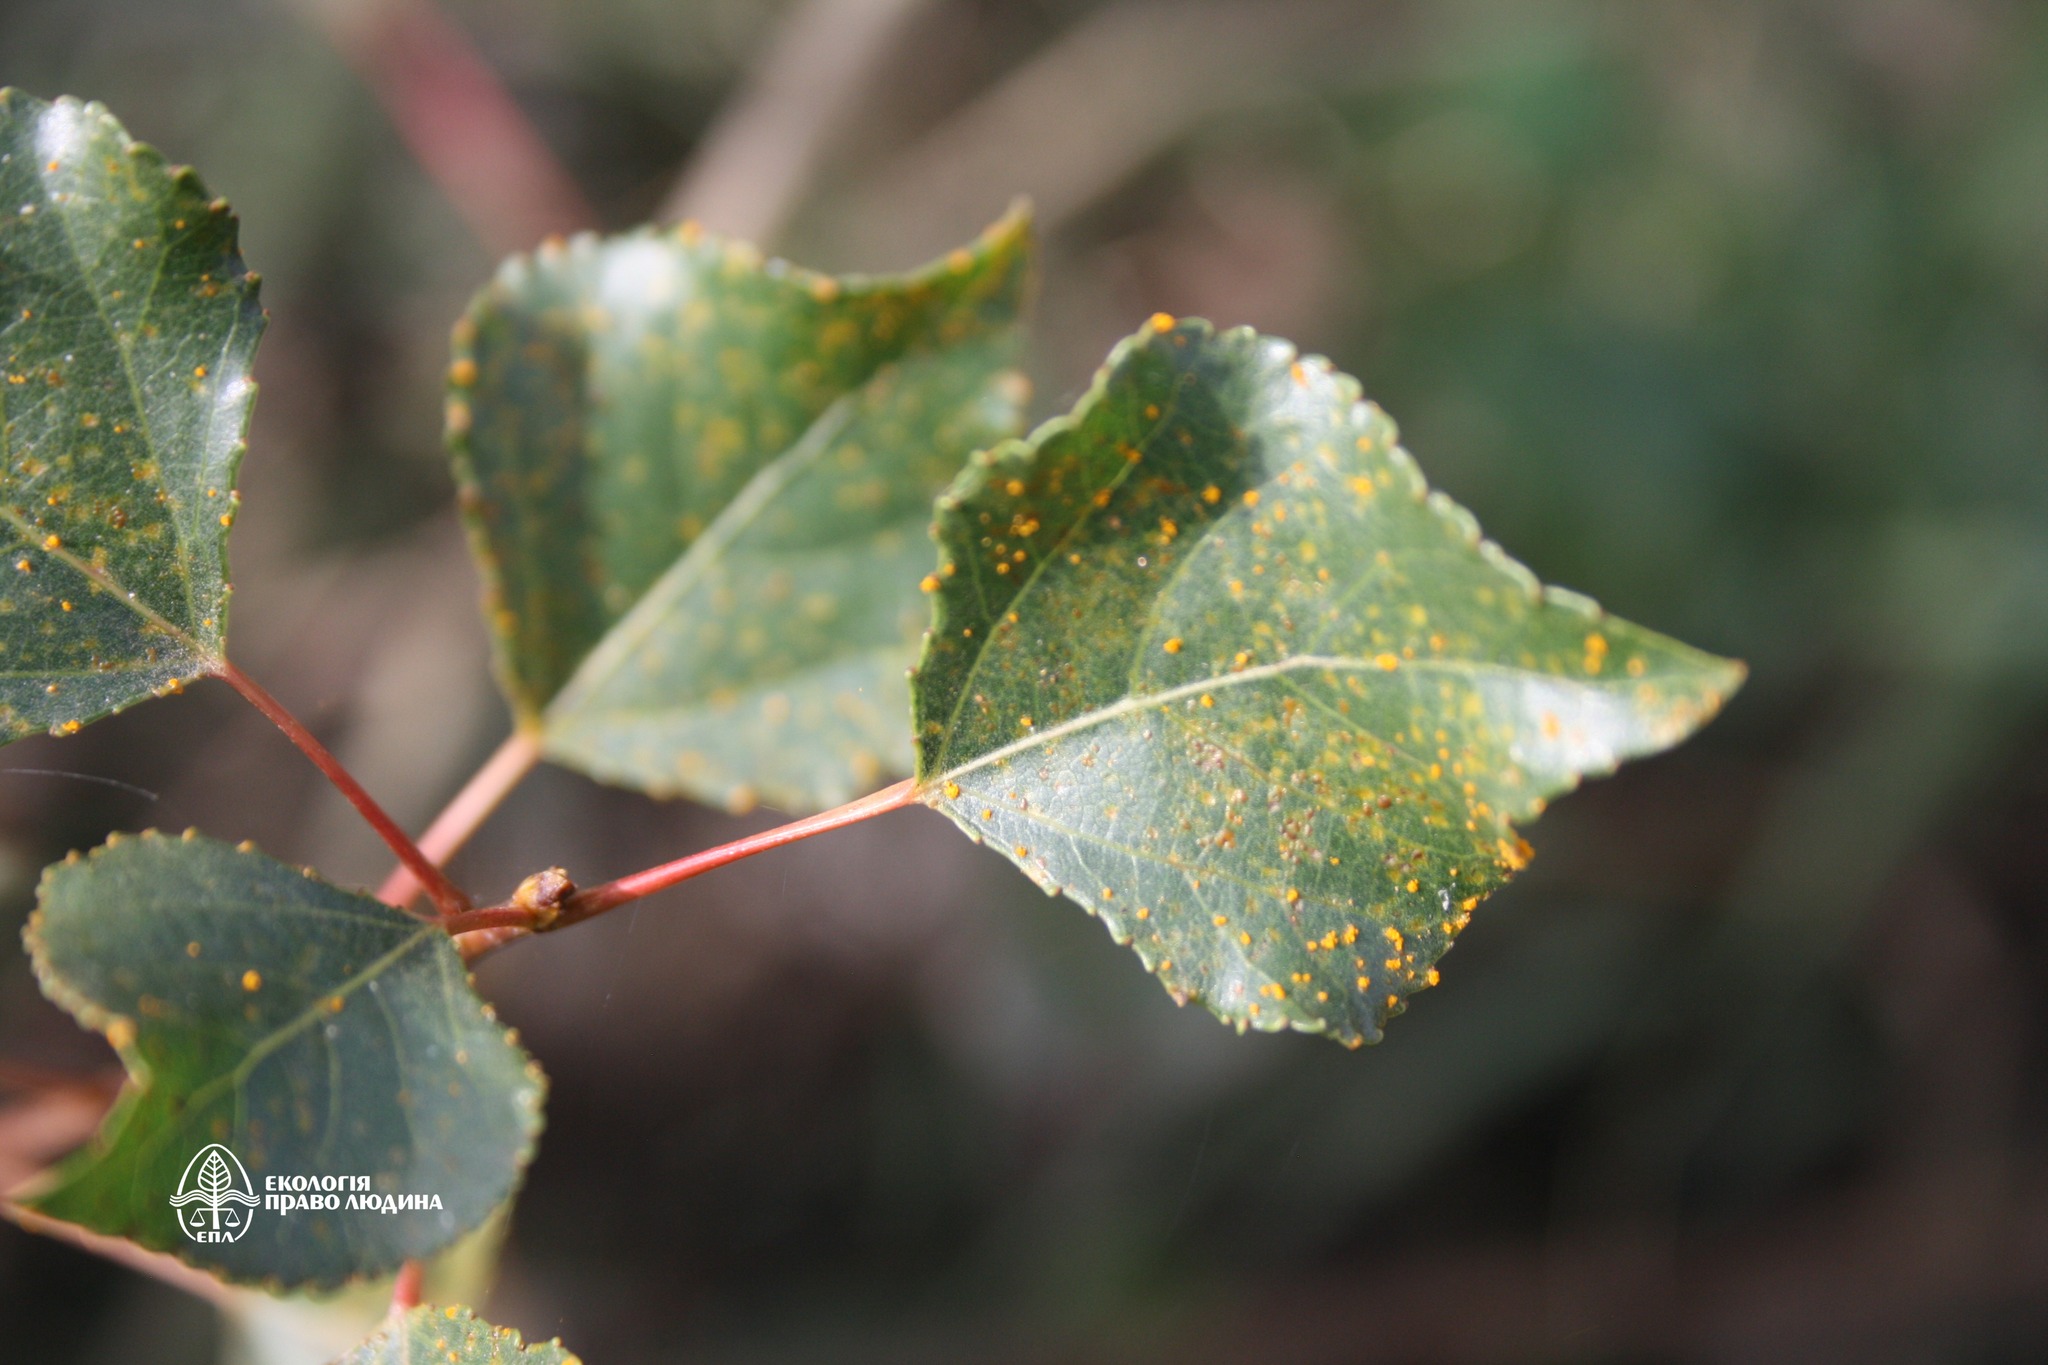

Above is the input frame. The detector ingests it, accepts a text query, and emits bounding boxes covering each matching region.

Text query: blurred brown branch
[660,0,938,244]
[829,0,1385,263]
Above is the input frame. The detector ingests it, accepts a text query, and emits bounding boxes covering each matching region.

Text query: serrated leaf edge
[445,200,1033,728]
[0,88,267,720]
[911,316,1746,1043]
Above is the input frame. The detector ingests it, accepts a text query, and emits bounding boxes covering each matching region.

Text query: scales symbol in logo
[169,1143,260,1243]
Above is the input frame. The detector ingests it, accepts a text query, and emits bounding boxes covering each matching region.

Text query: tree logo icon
[169,1144,260,1244]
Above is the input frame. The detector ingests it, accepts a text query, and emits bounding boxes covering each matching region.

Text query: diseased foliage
[0,85,1745,1329]
[0,91,262,742]
[912,319,1741,1045]
[452,206,1032,811]
[24,832,544,1288]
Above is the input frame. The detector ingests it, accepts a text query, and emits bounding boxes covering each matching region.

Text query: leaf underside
[338,1305,580,1364]
[542,340,1026,812]
[23,833,544,1289]
[0,89,263,742]
[452,205,1033,811]
[912,318,1743,1047]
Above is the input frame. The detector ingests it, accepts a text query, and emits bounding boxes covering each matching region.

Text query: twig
[658,0,936,244]
[441,778,919,941]
[213,661,469,918]
[829,0,1366,261]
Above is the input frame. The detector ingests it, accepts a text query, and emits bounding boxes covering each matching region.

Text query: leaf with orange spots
[20,832,545,1288]
[339,1305,579,1364]
[541,338,1026,813]
[912,319,1743,1046]
[450,204,1034,794]
[0,91,263,743]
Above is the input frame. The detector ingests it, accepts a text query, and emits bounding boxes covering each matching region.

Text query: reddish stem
[377,729,542,909]
[389,1258,425,1316]
[213,662,469,918]
[440,778,920,943]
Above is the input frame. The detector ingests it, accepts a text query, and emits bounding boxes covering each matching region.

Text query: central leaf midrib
[937,652,1610,786]
[545,396,859,726]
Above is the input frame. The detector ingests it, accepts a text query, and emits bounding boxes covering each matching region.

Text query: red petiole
[213,661,470,919]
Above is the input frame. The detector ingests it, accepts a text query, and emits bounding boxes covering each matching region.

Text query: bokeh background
[4,0,2048,1360]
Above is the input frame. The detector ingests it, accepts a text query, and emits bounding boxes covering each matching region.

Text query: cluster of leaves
[0,91,1737,1357]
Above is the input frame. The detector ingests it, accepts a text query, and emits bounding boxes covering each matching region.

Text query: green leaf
[0,90,263,742]
[21,832,544,1288]
[911,319,1743,1047]
[337,1305,579,1364]
[539,340,1026,812]
[451,205,1034,755]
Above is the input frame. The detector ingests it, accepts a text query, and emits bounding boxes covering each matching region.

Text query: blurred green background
[4,0,2048,1360]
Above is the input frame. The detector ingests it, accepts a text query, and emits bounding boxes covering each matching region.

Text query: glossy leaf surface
[451,206,1032,731]
[0,90,263,742]
[23,833,544,1288]
[913,319,1742,1046]
[338,1305,579,1365]
[541,341,1025,812]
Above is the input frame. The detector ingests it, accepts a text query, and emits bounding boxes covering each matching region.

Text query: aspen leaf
[452,207,1032,809]
[0,90,263,742]
[912,319,1743,1046]
[21,832,544,1288]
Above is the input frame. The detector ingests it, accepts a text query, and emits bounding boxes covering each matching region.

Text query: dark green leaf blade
[540,340,1027,812]
[912,319,1743,1047]
[22,832,545,1288]
[0,90,263,741]
[452,206,1033,727]
[337,1305,580,1365]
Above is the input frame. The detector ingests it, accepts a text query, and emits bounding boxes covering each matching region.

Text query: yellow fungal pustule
[241,969,262,992]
